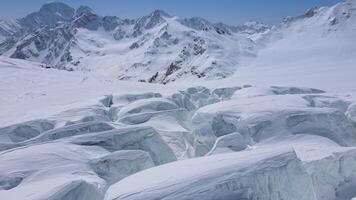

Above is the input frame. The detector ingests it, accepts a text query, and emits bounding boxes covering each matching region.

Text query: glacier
[1,0,356,200]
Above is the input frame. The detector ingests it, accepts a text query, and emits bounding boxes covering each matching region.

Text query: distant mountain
[0,0,355,84]
[19,2,75,29]
[229,0,356,91]
[0,19,22,40]
[260,0,356,45]
[0,2,270,83]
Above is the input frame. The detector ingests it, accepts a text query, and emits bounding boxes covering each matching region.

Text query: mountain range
[1,1,355,84]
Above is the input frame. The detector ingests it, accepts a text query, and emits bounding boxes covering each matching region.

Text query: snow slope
[231,0,356,91]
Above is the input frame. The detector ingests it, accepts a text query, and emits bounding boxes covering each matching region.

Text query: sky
[0,0,342,25]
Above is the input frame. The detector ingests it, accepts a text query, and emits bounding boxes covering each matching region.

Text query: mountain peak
[133,9,170,32]
[242,20,269,30]
[179,17,214,31]
[39,1,74,13]
[76,5,96,17]
[150,9,171,18]
[73,5,101,31]
[20,1,75,29]
[235,20,270,35]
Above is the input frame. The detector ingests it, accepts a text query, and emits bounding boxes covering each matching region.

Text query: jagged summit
[133,9,172,32]
[73,5,101,30]
[75,5,96,17]
[39,1,74,14]
[20,1,75,28]
[179,17,215,31]
[150,9,172,18]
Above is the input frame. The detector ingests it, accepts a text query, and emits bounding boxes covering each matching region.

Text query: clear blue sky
[0,0,342,25]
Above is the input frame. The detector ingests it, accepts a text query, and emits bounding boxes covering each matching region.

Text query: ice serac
[45,180,103,200]
[207,132,248,155]
[112,92,162,106]
[271,86,325,95]
[1,78,356,199]
[70,126,177,165]
[103,92,194,159]
[0,143,108,200]
[89,150,154,183]
[192,93,356,156]
[347,102,356,127]
[0,173,24,190]
[303,94,352,113]
[306,149,356,200]
[54,106,112,126]
[170,86,240,111]
[0,121,115,151]
[105,150,316,200]
[0,119,55,143]
[30,121,115,143]
[116,98,182,124]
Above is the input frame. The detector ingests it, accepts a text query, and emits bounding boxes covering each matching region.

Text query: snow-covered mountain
[1,1,355,84]
[1,1,356,200]
[19,2,75,29]
[228,0,356,91]
[0,19,22,42]
[0,2,268,83]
